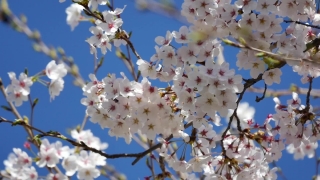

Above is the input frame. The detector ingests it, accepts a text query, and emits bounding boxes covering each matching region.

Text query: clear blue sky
[0,1,319,179]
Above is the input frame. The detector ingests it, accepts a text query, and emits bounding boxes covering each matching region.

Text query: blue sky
[0,0,319,179]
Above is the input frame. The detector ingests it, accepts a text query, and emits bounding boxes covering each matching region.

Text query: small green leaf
[1,105,12,112]
[12,119,24,126]
[33,43,41,52]
[33,157,40,162]
[58,135,67,140]
[238,37,247,46]
[20,14,27,24]
[57,47,65,55]
[71,64,79,76]
[32,30,41,40]
[221,39,234,45]
[31,76,38,82]
[98,57,104,67]
[47,130,58,135]
[263,56,281,69]
[49,48,57,59]
[255,52,266,57]
[33,135,42,145]
[24,68,28,76]
[81,0,90,5]
[136,70,141,79]
[304,38,320,53]
[115,50,126,59]
[146,158,150,166]
[289,84,298,92]
[32,98,39,108]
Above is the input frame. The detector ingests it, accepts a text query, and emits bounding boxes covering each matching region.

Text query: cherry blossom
[88,0,107,10]
[96,12,123,35]
[262,68,282,85]
[155,31,173,46]
[66,3,84,31]
[5,88,28,107]
[173,26,190,44]
[46,60,67,80]
[49,78,65,101]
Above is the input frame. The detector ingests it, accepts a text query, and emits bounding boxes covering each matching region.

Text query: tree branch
[255,83,267,102]
[220,60,286,155]
[284,20,320,30]
[0,117,141,159]
[305,77,314,112]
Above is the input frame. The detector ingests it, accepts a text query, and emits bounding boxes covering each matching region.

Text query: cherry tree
[0,0,320,179]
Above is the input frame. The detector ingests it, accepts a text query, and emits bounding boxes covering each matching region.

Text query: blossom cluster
[76,0,320,178]
[5,60,67,106]
[2,0,320,179]
[66,1,127,55]
[1,130,108,180]
[273,92,319,160]
[46,60,68,100]
[5,72,33,107]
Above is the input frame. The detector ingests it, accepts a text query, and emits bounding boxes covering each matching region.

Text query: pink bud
[24,142,31,149]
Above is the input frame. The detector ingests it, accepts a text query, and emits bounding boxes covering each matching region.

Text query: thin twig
[255,83,267,102]
[284,20,320,30]
[80,114,89,132]
[126,44,138,81]
[306,77,314,112]
[220,61,286,155]
[123,37,142,60]
[27,95,38,127]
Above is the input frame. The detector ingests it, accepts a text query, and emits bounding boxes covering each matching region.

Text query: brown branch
[0,117,142,159]
[220,61,286,156]
[284,20,320,30]
[306,77,314,112]
[0,116,194,167]
[126,44,138,81]
[255,83,267,102]
[116,47,138,81]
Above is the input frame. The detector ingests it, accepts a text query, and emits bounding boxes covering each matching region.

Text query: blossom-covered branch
[0,117,141,159]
